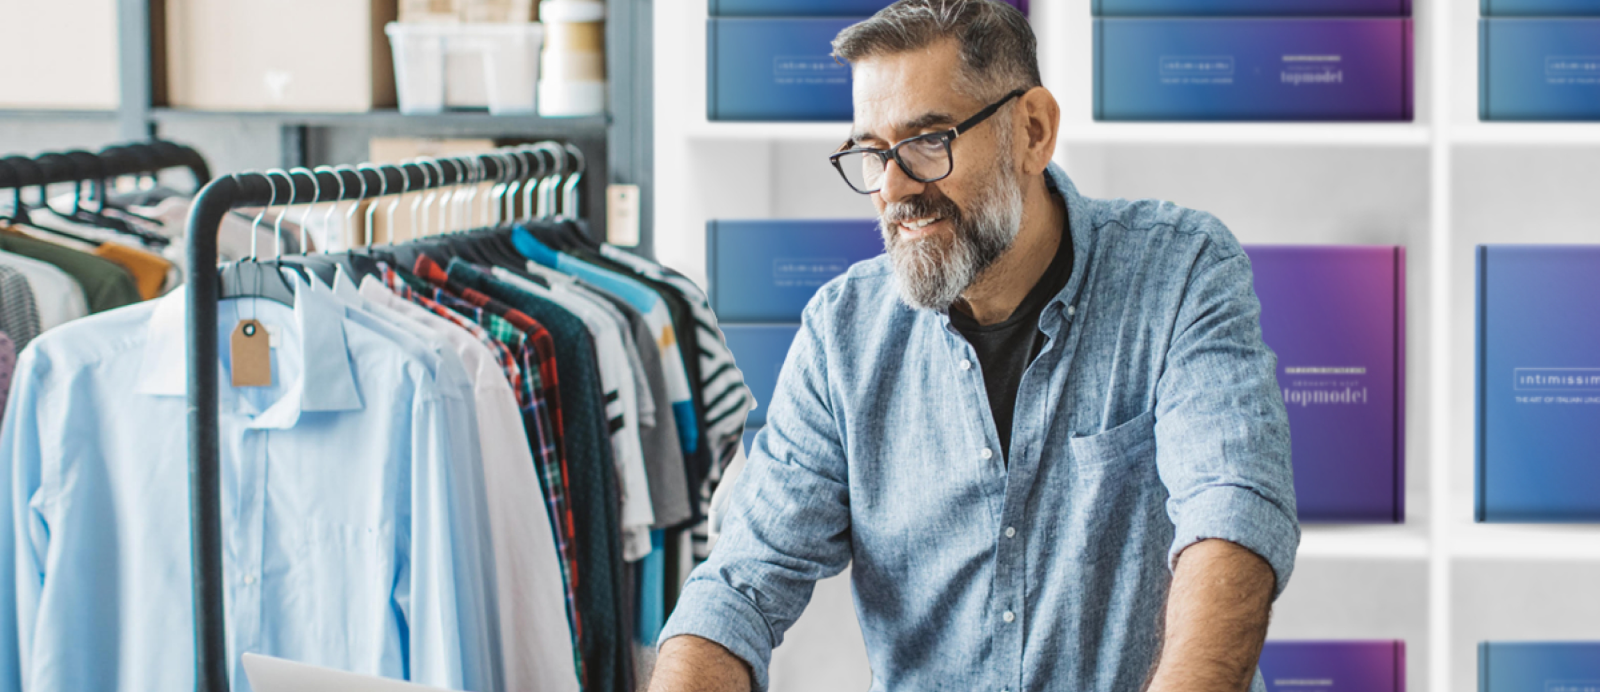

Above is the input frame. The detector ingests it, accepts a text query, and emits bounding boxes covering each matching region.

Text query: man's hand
[648,635,754,692]
[1146,539,1277,692]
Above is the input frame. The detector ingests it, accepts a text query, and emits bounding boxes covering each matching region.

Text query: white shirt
[356,273,579,692]
[0,250,87,331]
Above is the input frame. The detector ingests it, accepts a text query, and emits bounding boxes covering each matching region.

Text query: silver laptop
[242,653,455,692]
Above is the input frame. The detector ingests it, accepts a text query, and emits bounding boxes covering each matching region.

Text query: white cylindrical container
[537,0,606,116]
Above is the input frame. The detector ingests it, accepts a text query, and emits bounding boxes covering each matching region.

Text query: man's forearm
[1147,539,1277,692]
[649,635,754,692]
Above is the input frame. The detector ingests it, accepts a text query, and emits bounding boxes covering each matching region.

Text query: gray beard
[880,162,1024,312]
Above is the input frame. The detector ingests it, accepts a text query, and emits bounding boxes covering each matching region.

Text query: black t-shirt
[949,220,1074,464]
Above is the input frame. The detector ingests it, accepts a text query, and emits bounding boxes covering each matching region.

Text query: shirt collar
[136,273,365,419]
[1043,162,1093,317]
[937,163,1092,335]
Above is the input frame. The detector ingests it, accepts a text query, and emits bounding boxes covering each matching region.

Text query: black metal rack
[0,140,210,193]
[183,149,564,692]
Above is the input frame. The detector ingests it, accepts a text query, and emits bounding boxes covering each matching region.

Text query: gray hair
[831,0,1042,102]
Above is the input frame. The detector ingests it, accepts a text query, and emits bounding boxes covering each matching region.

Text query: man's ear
[1017,86,1061,176]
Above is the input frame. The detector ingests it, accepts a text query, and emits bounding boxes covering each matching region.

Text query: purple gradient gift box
[1260,641,1406,692]
[1094,18,1414,121]
[1246,245,1406,523]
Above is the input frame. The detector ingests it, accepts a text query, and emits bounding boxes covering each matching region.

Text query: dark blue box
[707,219,883,322]
[721,324,800,428]
[1480,19,1600,121]
[1094,18,1414,121]
[708,17,859,121]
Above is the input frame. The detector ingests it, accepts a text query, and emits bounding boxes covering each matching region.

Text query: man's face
[850,39,1025,311]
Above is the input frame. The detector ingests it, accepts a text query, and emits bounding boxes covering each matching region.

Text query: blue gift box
[707,219,883,322]
[720,324,800,428]
[708,17,859,122]
[1481,0,1600,16]
[1480,19,1600,121]
[1476,245,1600,522]
[1480,642,1600,692]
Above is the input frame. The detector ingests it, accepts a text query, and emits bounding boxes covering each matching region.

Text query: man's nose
[875,157,926,206]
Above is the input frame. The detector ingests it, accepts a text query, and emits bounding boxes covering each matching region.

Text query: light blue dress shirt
[0,278,494,692]
[658,165,1300,692]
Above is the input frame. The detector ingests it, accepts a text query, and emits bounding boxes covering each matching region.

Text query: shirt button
[244,575,257,586]
[1067,305,1077,316]
[1005,526,1016,538]
[980,448,994,460]
[1003,610,1016,623]
[959,359,973,371]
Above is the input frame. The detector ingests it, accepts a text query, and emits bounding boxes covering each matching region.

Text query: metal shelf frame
[86,0,654,255]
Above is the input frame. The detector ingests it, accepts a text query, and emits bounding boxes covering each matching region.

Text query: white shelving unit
[655,1,1600,691]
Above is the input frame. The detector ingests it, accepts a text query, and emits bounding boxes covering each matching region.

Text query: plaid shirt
[378,264,526,407]
[386,259,585,684]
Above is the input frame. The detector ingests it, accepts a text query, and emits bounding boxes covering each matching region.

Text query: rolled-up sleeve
[1153,242,1300,597]
[657,299,853,691]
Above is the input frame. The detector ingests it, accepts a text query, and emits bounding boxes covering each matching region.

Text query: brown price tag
[231,319,272,387]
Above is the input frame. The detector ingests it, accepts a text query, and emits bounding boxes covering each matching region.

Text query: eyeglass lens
[837,135,953,193]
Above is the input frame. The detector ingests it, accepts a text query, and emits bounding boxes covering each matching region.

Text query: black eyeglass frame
[829,88,1030,195]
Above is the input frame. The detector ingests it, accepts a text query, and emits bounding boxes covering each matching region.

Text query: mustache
[881,191,963,228]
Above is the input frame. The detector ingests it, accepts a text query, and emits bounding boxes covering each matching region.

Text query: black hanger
[2,155,104,247]
[59,151,171,246]
[218,172,298,306]
[0,158,21,225]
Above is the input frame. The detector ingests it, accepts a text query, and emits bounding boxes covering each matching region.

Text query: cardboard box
[721,324,800,428]
[1259,641,1405,692]
[1479,19,1600,121]
[707,17,860,122]
[1094,18,1414,121]
[1476,245,1600,522]
[164,0,398,112]
[0,0,118,109]
[1093,0,1407,16]
[1247,245,1406,523]
[1480,642,1600,692]
[400,0,535,23]
[707,219,884,322]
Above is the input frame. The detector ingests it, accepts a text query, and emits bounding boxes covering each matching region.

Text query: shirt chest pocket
[1067,409,1157,478]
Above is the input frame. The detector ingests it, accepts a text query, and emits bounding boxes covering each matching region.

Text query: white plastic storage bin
[385,22,545,115]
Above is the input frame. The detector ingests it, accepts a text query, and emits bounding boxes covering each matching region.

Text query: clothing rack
[182,145,587,692]
[0,140,210,192]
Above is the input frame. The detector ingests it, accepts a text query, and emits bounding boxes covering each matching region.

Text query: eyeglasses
[829,88,1028,195]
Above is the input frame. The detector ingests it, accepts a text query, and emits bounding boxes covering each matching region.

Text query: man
[651,1,1300,690]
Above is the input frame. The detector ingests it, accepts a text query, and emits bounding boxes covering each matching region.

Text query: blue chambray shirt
[0,280,495,692]
[660,164,1300,692]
